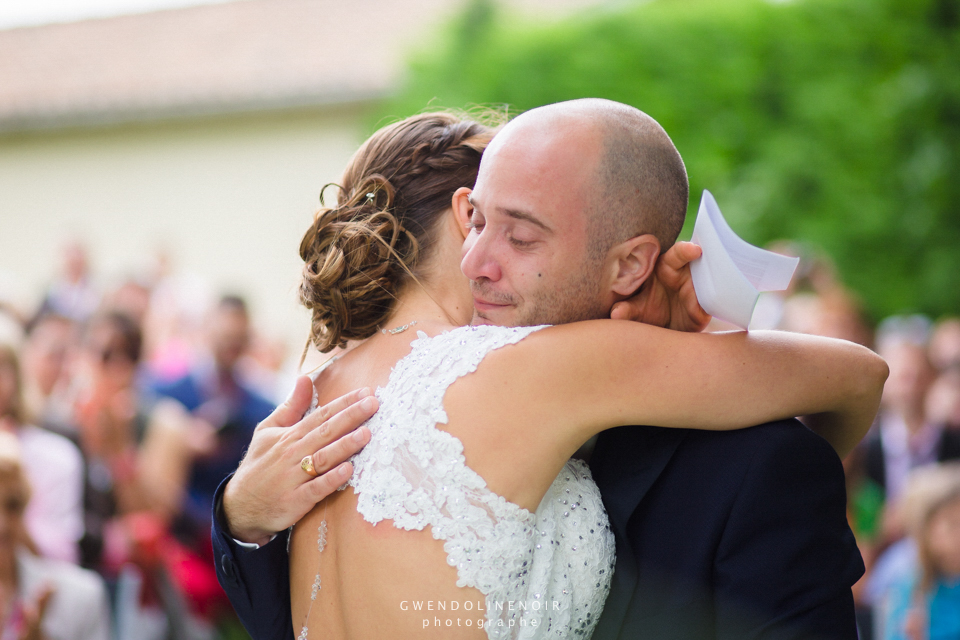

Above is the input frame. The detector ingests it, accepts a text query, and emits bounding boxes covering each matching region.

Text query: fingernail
[358,387,372,398]
[361,397,377,411]
[352,428,366,443]
[339,462,352,476]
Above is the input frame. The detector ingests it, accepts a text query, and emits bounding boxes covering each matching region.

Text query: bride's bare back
[290,483,486,638]
[290,326,511,640]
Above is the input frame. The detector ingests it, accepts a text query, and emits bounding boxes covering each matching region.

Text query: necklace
[380,320,418,335]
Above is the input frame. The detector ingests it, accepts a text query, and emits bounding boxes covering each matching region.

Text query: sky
[0,0,238,29]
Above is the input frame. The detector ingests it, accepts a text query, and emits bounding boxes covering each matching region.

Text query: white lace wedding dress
[312,324,615,639]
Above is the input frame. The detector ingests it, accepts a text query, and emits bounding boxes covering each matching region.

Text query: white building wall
[0,106,370,350]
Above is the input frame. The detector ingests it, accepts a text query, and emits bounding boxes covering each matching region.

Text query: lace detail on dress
[344,324,615,639]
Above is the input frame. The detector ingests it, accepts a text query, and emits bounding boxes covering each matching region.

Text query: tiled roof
[0,0,604,133]
[0,0,459,131]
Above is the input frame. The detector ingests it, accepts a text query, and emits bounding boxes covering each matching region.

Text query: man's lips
[473,296,512,312]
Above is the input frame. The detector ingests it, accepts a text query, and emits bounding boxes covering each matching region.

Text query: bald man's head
[461,99,689,327]
[511,99,688,260]
[591,102,688,257]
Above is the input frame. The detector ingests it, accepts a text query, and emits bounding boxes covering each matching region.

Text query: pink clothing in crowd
[18,424,84,563]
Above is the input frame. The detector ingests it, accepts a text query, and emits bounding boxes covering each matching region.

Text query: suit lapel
[589,426,686,639]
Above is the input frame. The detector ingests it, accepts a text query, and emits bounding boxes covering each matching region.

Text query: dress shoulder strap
[389,324,547,427]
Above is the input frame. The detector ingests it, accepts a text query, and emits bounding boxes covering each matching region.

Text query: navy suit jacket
[213,419,863,640]
[213,481,294,640]
[590,420,863,640]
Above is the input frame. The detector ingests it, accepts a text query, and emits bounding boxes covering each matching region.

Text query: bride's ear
[452,188,473,241]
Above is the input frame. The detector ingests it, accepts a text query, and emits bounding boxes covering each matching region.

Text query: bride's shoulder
[386,324,553,388]
[441,323,552,338]
[410,323,551,352]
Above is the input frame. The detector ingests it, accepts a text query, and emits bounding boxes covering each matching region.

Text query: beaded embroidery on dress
[306,324,615,639]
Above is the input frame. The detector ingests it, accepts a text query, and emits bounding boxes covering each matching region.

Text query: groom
[213,99,863,639]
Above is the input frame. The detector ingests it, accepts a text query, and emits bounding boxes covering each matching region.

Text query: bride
[287,109,886,639]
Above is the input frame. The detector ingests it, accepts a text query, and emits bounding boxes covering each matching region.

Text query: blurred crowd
[0,242,291,640]
[746,243,960,640]
[1,238,959,640]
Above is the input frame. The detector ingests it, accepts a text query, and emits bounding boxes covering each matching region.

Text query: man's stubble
[472,257,609,328]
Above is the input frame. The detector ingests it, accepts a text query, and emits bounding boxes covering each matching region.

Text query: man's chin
[471,311,496,326]
[471,307,529,328]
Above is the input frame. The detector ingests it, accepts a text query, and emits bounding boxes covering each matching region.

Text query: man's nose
[461,231,502,283]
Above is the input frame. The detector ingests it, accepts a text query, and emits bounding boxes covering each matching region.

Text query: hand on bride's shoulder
[222,376,377,546]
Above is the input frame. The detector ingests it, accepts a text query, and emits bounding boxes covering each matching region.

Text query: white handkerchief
[689,190,799,329]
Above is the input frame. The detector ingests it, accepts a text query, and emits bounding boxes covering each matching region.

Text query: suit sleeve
[211,475,294,640]
[713,423,865,640]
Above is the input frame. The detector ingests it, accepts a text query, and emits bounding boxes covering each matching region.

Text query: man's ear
[608,234,661,297]
[452,187,473,241]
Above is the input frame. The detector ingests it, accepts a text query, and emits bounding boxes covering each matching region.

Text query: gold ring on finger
[300,455,318,477]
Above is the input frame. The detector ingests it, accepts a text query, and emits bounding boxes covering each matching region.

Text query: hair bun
[299,177,418,353]
[297,112,495,358]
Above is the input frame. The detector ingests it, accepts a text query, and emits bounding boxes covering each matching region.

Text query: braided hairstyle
[299,112,495,353]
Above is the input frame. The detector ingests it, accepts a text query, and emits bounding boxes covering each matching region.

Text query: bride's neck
[384,275,472,332]
[384,251,474,331]
[383,217,474,330]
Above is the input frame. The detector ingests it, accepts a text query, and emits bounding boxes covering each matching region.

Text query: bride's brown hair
[299,112,496,354]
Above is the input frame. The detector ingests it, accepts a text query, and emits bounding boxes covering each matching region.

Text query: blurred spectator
[926,367,960,432]
[0,430,111,640]
[149,295,273,538]
[0,344,84,564]
[929,318,960,373]
[239,332,290,405]
[0,310,23,350]
[865,316,960,505]
[71,312,173,569]
[19,313,77,436]
[875,463,960,640]
[103,277,153,329]
[37,242,100,324]
[0,271,31,345]
[143,271,212,384]
[779,289,873,347]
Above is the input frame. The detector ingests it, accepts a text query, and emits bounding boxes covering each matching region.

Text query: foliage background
[378,0,960,322]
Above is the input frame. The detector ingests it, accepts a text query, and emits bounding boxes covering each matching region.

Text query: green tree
[382,0,960,321]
